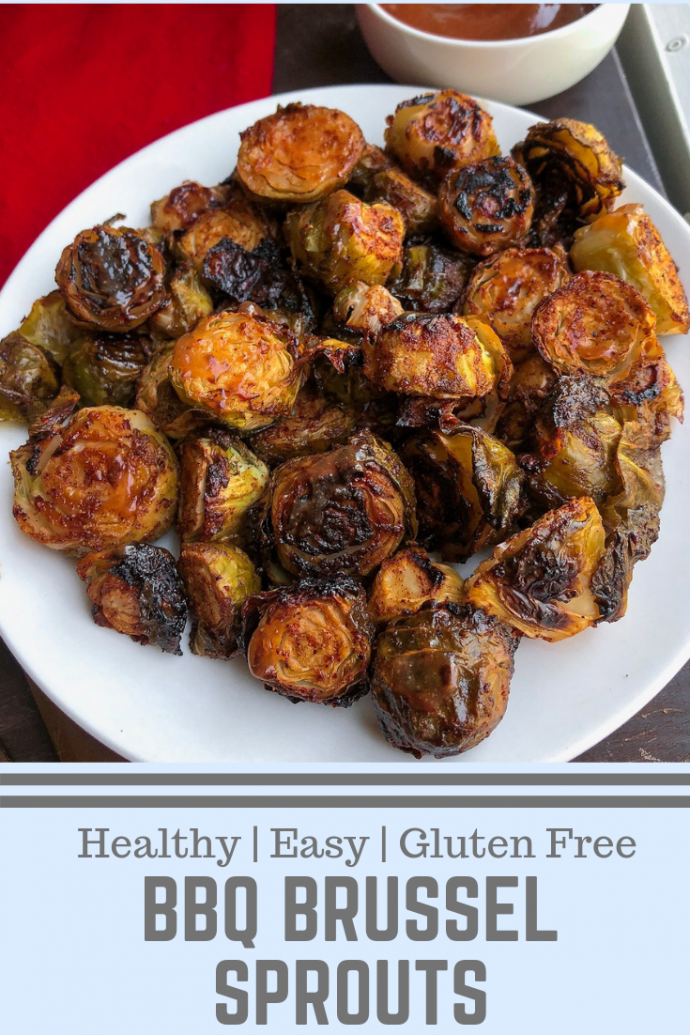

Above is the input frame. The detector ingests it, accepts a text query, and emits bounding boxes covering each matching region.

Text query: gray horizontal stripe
[2,795,689,809]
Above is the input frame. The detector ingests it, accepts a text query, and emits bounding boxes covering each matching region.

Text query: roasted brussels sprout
[347,143,396,192]
[77,544,187,655]
[247,381,358,465]
[532,271,657,379]
[150,180,230,233]
[62,332,152,407]
[267,430,417,578]
[55,225,166,331]
[237,103,365,204]
[135,342,207,439]
[176,185,276,272]
[0,332,60,421]
[384,90,499,185]
[11,406,178,554]
[389,239,475,314]
[286,189,405,296]
[19,290,82,364]
[464,497,606,641]
[463,246,570,363]
[201,237,296,309]
[370,603,518,758]
[368,545,464,625]
[332,282,403,337]
[513,118,624,226]
[170,311,301,431]
[178,541,260,659]
[148,267,213,339]
[177,430,269,543]
[243,577,373,705]
[570,203,690,336]
[439,156,534,256]
[607,332,683,445]
[402,425,523,560]
[364,167,437,235]
[494,354,558,451]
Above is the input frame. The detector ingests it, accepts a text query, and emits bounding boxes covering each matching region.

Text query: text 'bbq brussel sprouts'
[19,290,83,365]
[364,167,438,236]
[247,381,358,466]
[463,246,570,363]
[135,342,207,440]
[439,156,534,257]
[62,332,152,408]
[0,332,60,421]
[55,225,166,331]
[11,406,178,555]
[607,333,684,445]
[370,603,518,758]
[494,354,557,451]
[464,496,606,641]
[177,430,269,544]
[384,90,499,186]
[170,311,301,432]
[368,545,464,625]
[268,430,417,579]
[402,425,524,561]
[243,577,373,705]
[77,544,187,655]
[150,180,230,233]
[532,270,656,379]
[178,542,260,659]
[148,267,213,339]
[570,203,690,336]
[286,190,405,296]
[237,103,365,204]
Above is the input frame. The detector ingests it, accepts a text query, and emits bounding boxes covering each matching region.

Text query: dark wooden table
[1,4,688,763]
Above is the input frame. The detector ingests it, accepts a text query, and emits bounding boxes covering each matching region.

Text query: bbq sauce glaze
[380,4,598,42]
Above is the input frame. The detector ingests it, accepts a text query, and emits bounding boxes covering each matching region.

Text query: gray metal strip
[2,795,689,809]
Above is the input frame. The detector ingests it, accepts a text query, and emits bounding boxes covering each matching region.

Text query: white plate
[0,84,688,763]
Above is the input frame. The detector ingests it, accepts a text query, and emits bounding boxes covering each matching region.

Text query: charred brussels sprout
[55,225,166,331]
[402,426,524,560]
[532,271,657,379]
[384,90,499,186]
[148,267,213,339]
[0,332,60,421]
[62,333,152,407]
[150,180,229,233]
[176,185,276,272]
[332,282,403,337]
[268,430,417,578]
[389,240,475,314]
[11,406,178,555]
[243,577,373,705]
[177,430,269,543]
[77,544,187,655]
[364,168,438,235]
[368,545,464,625]
[286,190,405,296]
[237,103,365,204]
[439,157,534,256]
[135,342,207,439]
[464,497,606,641]
[570,203,690,336]
[370,603,518,758]
[248,381,358,465]
[170,311,301,431]
[178,542,260,659]
[19,290,82,364]
[463,247,570,363]
[494,354,558,451]
[607,333,683,445]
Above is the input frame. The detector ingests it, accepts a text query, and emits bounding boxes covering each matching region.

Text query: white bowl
[356,3,631,106]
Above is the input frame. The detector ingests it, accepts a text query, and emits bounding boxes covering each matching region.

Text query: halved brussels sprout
[384,90,499,185]
[62,332,152,408]
[513,118,624,225]
[532,270,657,379]
[370,603,519,758]
[268,429,417,578]
[55,225,166,331]
[348,143,396,192]
[438,156,534,256]
[520,377,623,511]
[242,577,373,705]
[19,290,82,364]
[332,282,403,337]
[150,180,230,233]
[464,497,606,641]
[570,203,690,336]
[247,381,358,465]
[494,354,557,451]
[463,246,571,363]
[135,342,207,439]
[178,542,260,659]
[389,239,475,314]
[176,184,276,272]
[364,168,437,235]
[201,237,296,309]
[402,425,523,560]
[237,103,365,204]
[286,189,405,295]
[368,545,464,625]
[607,333,684,445]
[177,430,269,543]
[148,267,213,339]
[11,406,178,555]
[77,544,187,655]
[0,332,61,421]
[170,311,301,431]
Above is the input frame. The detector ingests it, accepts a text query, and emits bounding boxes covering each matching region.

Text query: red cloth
[0,4,276,287]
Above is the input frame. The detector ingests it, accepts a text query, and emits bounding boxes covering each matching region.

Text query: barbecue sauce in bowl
[380,4,598,42]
